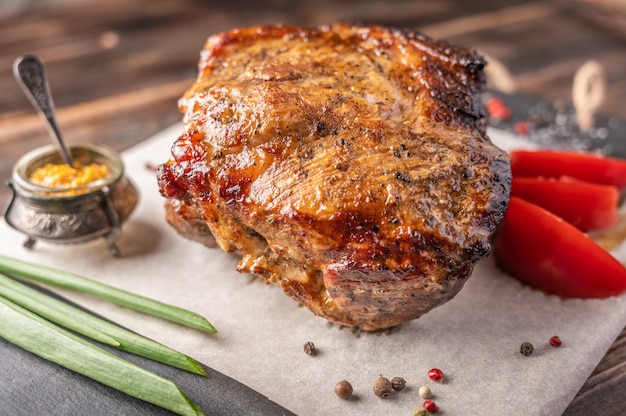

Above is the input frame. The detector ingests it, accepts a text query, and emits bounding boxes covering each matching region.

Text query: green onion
[0,272,206,376]
[0,296,204,416]
[0,254,216,334]
[0,272,119,347]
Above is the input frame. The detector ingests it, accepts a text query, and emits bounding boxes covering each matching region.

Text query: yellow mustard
[29,162,110,189]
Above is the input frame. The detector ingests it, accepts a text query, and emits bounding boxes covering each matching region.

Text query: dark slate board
[0,280,295,416]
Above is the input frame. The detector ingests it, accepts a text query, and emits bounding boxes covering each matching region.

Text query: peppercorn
[334,380,353,399]
[423,399,439,413]
[372,375,393,398]
[303,341,316,355]
[395,171,412,183]
[549,336,562,348]
[413,407,429,416]
[514,120,530,135]
[418,385,432,399]
[486,97,512,120]
[520,341,534,356]
[427,368,444,383]
[391,376,406,391]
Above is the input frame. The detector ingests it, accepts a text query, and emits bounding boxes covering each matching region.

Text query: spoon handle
[13,55,74,166]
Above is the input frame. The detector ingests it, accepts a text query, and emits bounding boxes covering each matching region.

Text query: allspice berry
[334,380,353,399]
[391,376,406,391]
[373,375,393,398]
[303,341,316,355]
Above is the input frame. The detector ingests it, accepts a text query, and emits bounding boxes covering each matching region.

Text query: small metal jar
[4,144,138,256]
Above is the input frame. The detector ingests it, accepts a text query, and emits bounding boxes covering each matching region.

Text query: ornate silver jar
[4,144,138,256]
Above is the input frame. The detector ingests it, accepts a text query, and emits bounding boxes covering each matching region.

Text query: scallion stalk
[0,296,204,416]
[0,272,206,376]
[0,254,216,334]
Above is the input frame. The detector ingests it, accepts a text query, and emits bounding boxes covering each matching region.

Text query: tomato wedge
[510,149,626,188]
[493,197,626,298]
[510,176,619,232]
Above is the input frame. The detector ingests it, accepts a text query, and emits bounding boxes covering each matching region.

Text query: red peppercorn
[486,97,512,120]
[423,400,439,413]
[514,121,530,135]
[550,336,562,348]
[427,368,444,383]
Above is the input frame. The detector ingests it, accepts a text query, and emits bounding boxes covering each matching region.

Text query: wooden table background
[1,1,625,414]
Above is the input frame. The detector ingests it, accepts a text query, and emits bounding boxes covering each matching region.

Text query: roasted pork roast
[157,24,511,330]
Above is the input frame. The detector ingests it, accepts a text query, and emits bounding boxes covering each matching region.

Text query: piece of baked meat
[157,24,511,330]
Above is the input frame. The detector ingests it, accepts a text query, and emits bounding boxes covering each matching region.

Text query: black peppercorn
[520,341,534,356]
[303,341,316,355]
[391,376,406,391]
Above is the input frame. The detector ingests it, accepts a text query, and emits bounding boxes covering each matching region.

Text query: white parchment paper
[2,123,625,416]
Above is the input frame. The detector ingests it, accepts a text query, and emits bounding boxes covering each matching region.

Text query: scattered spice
[484,92,620,156]
[395,171,412,183]
[422,399,439,413]
[303,341,316,355]
[372,375,393,398]
[514,120,530,135]
[486,97,512,120]
[427,368,444,383]
[549,336,562,348]
[418,385,432,399]
[391,376,406,391]
[520,341,534,356]
[413,407,429,416]
[334,380,353,399]
[335,162,348,171]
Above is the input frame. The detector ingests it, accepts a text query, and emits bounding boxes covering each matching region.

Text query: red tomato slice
[510,149,626,188]
[493,197,626,298]
[510,176,619,232]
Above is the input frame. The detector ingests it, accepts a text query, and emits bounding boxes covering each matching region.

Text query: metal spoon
[13,55,74,167]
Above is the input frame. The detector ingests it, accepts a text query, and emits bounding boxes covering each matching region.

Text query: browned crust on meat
[158,23,511,330]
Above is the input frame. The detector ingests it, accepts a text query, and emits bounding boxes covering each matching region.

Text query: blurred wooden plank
[0,78,190,145]
[442,7,626,119]
[420,1,559,39]
[565,354,626,415]
[565,0,626,39]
